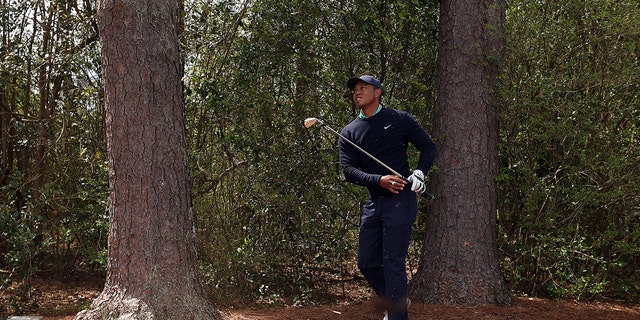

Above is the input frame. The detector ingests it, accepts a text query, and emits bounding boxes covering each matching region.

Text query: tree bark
[76,0,222,318]
[409,0,511,305]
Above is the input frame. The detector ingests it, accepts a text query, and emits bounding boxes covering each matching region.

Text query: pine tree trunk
[76,0,222,318]
[409,0,511,305]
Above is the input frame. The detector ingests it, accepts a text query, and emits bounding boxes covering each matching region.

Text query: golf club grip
[401,177,435,200]
[420,191,435,200]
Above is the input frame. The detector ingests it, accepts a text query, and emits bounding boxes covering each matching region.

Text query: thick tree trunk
[409,0,511,305]
[76,0,222,318]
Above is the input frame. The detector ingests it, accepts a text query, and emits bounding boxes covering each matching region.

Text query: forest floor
[1,272,639,320]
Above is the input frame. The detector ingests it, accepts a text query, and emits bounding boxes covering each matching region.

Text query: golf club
[304,117,434,200]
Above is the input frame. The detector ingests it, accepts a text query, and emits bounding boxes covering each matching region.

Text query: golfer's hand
[408,170,426,193]
[380,175,406,194]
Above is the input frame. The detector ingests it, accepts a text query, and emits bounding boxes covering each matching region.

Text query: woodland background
[1,0,638,314]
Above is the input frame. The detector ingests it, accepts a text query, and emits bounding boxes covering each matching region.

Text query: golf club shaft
[320,125,403,177]
[314,120,434,200]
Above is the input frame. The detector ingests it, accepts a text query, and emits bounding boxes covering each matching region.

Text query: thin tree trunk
[33,2,55,209]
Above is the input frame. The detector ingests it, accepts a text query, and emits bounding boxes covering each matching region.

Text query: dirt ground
[2,273,638,320]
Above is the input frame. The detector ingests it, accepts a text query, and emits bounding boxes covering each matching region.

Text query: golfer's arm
[341,165,381,187]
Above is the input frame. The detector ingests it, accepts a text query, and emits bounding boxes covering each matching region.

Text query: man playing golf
[339,75,436,320]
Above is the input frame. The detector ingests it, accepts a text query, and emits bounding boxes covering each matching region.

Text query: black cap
[346,75,382,90]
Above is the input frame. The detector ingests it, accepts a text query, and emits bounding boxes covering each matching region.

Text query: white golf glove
[408,170,426,193]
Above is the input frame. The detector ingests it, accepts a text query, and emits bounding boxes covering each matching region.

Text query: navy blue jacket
[339,107,436,198]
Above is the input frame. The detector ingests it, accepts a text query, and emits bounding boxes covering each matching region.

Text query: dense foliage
[1,0,637,312]
[499,0,640,300]
[0,0,107,312]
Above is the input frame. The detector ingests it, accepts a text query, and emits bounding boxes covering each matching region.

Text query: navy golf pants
[358,191,417,320]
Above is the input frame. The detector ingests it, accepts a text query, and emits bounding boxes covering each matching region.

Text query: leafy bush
[499,0,640,301]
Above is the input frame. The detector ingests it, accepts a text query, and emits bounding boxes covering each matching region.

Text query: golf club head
[304,117,324,128]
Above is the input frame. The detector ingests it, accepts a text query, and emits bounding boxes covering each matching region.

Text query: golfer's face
[352,81,379,108]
